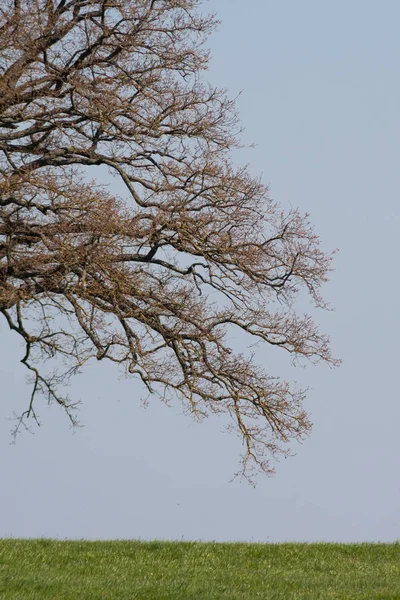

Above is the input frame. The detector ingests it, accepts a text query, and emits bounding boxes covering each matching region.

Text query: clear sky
[1,0,400,542]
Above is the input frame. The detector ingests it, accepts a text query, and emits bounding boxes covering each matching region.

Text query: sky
[1,0,400,542]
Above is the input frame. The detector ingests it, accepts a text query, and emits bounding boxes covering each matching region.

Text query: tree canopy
[0,0,337,479]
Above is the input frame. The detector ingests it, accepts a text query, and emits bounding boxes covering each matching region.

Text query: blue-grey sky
[2,0,400,542]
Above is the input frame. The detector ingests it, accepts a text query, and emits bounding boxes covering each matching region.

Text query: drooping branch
[0,0,338,481]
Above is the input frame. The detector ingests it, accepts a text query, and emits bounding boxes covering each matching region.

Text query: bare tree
[0,0,338,480]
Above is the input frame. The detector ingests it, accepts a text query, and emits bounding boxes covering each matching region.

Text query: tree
[0,0,337,480]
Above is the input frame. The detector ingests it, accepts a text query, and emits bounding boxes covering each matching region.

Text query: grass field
[0,539,399,599]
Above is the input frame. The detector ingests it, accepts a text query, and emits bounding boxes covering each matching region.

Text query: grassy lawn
[0,539,399,599]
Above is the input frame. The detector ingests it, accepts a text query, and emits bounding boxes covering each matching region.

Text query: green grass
[0,539,399,599]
